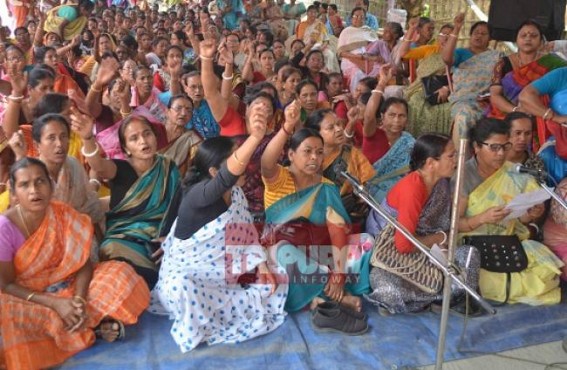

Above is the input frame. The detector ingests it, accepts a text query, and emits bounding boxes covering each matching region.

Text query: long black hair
[410,133,451,171]
[182,136,235,192]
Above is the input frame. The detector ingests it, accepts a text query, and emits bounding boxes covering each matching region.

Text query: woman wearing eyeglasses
[457,117,563,305]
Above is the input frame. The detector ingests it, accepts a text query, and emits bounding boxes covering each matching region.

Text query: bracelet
[89,178,101,187]
[512,106,519,112]
[528,222,540,234]
[120,108,132,117]
[8,95,24,101]
[371,89,384,95]
[90,84,102,93]
[436,230,448,245]
[343,129,354,138]
[402,38,411,43]
[26,292,36,301]
[81,142,100,158]
[200,55,213,61]
[73,295,87,305]
[282,125,294,136]
[449,34,458,38]
[542,108,553,120]
[232,151,245,166]
[222,73,234,80]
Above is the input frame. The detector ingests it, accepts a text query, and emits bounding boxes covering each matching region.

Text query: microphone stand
[340,143,496,370]
[537,177,567,213]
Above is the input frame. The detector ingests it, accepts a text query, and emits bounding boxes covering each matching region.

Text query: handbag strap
[445,65,454,94]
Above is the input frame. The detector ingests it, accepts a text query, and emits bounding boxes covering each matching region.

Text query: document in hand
[503,188,551,222]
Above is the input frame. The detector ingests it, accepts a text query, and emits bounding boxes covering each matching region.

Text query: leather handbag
[462,235,527,273]
[463,234,528,304]
[370,224,443,294]
[422,75,449,105]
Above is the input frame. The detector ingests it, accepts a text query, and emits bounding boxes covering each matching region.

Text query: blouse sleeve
[388,173,428,253]
[0,216,25,262]
[490,56,512,87]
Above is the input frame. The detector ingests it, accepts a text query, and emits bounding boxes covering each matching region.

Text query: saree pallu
[0,201,149,370]
[159,130,202,177]
[43,5,87,41]
[450,50,502,139]
[101,156,180,287]
[131,87,168,125]
[405,53,452,137]
[487,53,567,149]
[366,131,415,204]
[149,186,287,352]
[461,162,564,305]
[265,183,374,312]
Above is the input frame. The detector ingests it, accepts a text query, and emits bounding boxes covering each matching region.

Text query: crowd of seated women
[0,2,566,368]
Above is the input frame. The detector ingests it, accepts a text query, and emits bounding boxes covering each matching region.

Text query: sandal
[95,319,125,342]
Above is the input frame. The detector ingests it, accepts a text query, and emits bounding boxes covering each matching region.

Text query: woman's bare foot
[339,294,362,312]
[309,296,326,311]
[95,320,124,342]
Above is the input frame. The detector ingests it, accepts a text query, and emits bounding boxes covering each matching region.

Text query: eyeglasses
[480,141,512,152]
[352,15,364,19]
[172,106,193,113]
[7,56,23,62]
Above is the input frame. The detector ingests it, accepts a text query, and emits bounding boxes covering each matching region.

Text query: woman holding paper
[457,117,563,305]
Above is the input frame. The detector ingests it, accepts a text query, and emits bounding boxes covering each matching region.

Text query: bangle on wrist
[200,55,213,61]
[120,108,132,117]
[232,151,245,166]
[8,95,24,101]
[512,106,519,112]
[281,125,294,136]
[89,178,101,187]
[343,129,354,138]
[90,84,102,93]
[449,34,458,38]
[542,107,554,120]
[436,230,448,245]
[73,295,87,305]
[26,292,36,301]
[222,73,234,80]
[371,89,384,95]
[81,142,100,158]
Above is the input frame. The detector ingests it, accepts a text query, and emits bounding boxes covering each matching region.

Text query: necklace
[16,205,31,238]
[517,51,540,67]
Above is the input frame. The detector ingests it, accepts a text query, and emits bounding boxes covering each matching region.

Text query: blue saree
[265,182,373,312]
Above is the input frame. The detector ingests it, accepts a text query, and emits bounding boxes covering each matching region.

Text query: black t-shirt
[174,163,239,240]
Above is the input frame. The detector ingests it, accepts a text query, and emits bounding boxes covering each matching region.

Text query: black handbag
[421,75,449,105]
[463,235,528,304]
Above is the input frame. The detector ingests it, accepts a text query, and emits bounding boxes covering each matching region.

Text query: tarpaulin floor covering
[59,289,567,370]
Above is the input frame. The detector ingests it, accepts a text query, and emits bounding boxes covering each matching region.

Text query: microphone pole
[536,177,567,213]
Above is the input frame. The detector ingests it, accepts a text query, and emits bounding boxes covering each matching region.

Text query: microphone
[514,164,547,180]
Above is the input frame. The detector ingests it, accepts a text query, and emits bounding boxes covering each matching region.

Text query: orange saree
[0,201,150,370]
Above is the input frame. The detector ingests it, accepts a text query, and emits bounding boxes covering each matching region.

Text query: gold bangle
[90,84,102,93]
[233,151,245,166]
[73,295,87,305]
[120,108,132,117]
[26,292,36,301]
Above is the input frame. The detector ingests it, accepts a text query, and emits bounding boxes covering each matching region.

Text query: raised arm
[33,12,46,48]
[3,70,28,138]
[261,101,300,179]
[218,41,235,101]
[69,106,118,180]
[241,42,256,82]
[363,64,391,137]
[85,56,120,119]
[396,17,419,60]
[442,12,464,66]
[200,38,229,122]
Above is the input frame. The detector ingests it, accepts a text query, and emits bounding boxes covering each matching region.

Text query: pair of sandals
[94,319,125,342]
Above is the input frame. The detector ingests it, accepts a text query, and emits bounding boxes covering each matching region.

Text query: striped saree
[0,201,149,370]
[100,155,180,286]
